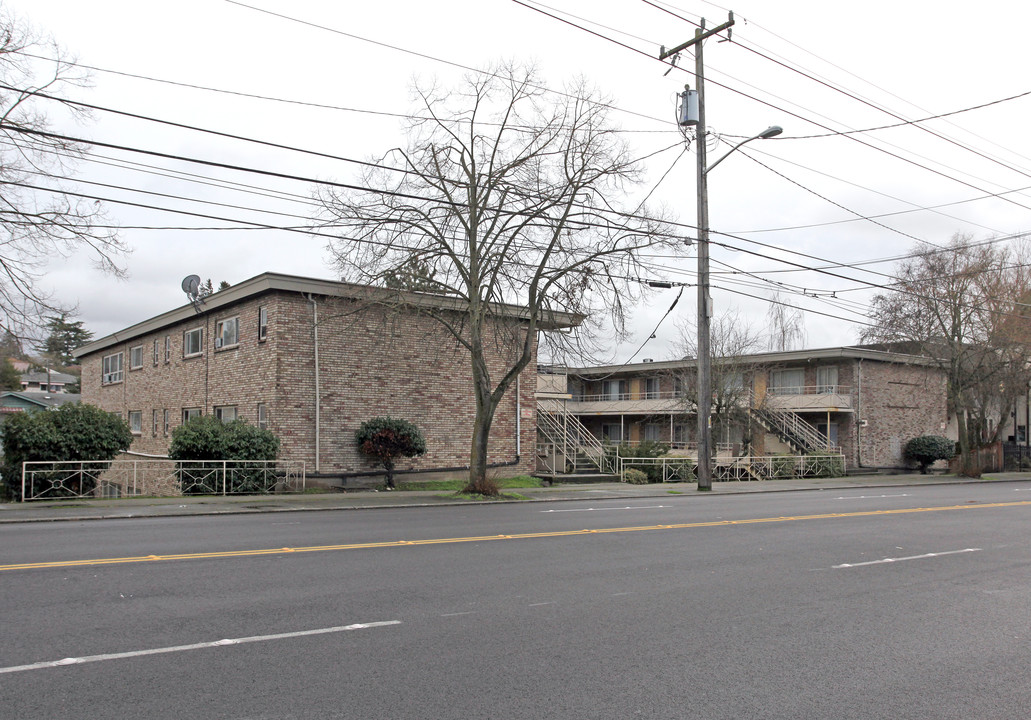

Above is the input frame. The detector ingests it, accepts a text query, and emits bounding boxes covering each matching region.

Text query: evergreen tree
[39,314,93,368]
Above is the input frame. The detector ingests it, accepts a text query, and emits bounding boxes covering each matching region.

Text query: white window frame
[182,407,202,423]
[257,402,268,430]
[183,327,203,358]
[164,335,171,363]
[215,406,237,422]
[128,410,142,435]
[258,306,268,342]
[215,317,239,350]
[163,409,169,437]
[153,339,159,366]
[102,352,124,385]
[129,345,144,370]
[151,409,158,437]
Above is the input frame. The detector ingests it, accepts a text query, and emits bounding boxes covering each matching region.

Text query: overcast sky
[7,0,1031,361]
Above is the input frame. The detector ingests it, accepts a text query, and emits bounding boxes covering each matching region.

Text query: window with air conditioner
[102,352,123,384]
[183,327,203,357]
[215,317,239,349]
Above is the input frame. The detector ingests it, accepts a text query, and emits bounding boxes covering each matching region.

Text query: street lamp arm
[704,125,782,175]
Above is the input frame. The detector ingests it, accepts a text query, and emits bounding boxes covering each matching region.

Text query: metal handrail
[750,391,837,454]
[537,404,613,474]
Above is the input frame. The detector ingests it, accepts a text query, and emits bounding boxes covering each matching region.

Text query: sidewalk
[1,472,1029,524]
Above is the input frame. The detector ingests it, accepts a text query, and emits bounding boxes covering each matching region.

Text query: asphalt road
[2,481,1030,719]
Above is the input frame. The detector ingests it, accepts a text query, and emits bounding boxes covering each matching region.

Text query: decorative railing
[20,460,306,501]
[615,453,845,482]
[572,390,687,402]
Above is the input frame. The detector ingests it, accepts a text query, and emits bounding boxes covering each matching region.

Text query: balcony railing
[766,384,851,396]
[573,390,686,402]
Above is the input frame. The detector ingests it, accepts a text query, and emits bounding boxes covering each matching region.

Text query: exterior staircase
[536,403,619,482]
[749,392,838,455]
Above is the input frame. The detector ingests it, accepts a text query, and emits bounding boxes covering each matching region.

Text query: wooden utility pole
[660,12,735,491]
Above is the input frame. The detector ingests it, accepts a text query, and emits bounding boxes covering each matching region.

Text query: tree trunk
[383,457,396,489]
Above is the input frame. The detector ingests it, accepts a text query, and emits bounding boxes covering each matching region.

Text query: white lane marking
[440,612,476,617]
[834,548,981,569]
[0,620,401,675]
[834,494,912,500]
[528,602,556,607]
[540,505,669,513]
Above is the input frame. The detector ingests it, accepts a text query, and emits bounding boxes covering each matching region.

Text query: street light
[695,125,781,491]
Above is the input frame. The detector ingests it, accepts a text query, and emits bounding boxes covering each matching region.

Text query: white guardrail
[20,459,306,501]
[615,453,846,482]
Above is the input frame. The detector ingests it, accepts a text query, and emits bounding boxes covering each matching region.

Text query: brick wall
[80,290,537,477]
[854,359,948,467]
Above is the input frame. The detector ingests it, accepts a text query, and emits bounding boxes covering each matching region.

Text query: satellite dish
[181,274,201,300]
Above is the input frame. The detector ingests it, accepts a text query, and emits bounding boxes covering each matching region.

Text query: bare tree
[315,65,676,495]
[0,10,126,336]
[862,233,1031,475]
[671,308,767,451]
[766,291,806,351]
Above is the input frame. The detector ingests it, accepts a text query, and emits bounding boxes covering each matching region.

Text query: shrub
[1,403,133,500]
[807,453,845,478]
[606,440,670,483]
[904,435,954,474]
[623,468,649,484]
[355,417,426,489]
[169,416,280,494]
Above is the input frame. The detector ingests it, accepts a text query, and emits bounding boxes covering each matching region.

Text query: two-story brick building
[74,273,577,480]
[539,346,949,471]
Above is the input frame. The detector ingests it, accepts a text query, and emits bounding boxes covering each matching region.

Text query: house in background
[538,346,950,474]
[20,370,78,394]
[0,391,81,431]
[74,273,578,482]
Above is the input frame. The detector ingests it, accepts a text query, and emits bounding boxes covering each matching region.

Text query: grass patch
[397,475,543,492]
[443,491,529,501]
[666,490,684,494]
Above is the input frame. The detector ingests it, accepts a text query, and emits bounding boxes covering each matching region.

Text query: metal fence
[616,453,846,482]
[20,459,306,501]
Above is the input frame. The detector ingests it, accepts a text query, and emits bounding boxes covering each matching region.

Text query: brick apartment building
[74,273,577,480]
[539,346,950,470]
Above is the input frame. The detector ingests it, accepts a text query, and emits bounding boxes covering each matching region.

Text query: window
[182,407,202,423]
[128,411,142,434]
[673,375,686,398]
[183,327,203,357]
[258,306,268,342]
[215,406,237,422]
[257,403,268,430]
[164,335,171,363]
[770,368,804,395]
[602,423,623,442]
[642,423,661,442]
[602,380,627,401]
[215,317,239,349]
[129,345,143,370]
[643,377,660,399]
[153,340,159,366]
[163,409,169,437]
[673,423,691,446]
[816,366,839,394]
[102,352,124,384]
[152,410,158,437]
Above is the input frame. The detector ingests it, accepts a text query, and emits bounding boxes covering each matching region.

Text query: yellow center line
[3,500,1029,572]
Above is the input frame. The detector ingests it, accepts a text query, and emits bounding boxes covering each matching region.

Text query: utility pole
[661,12,735,491]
